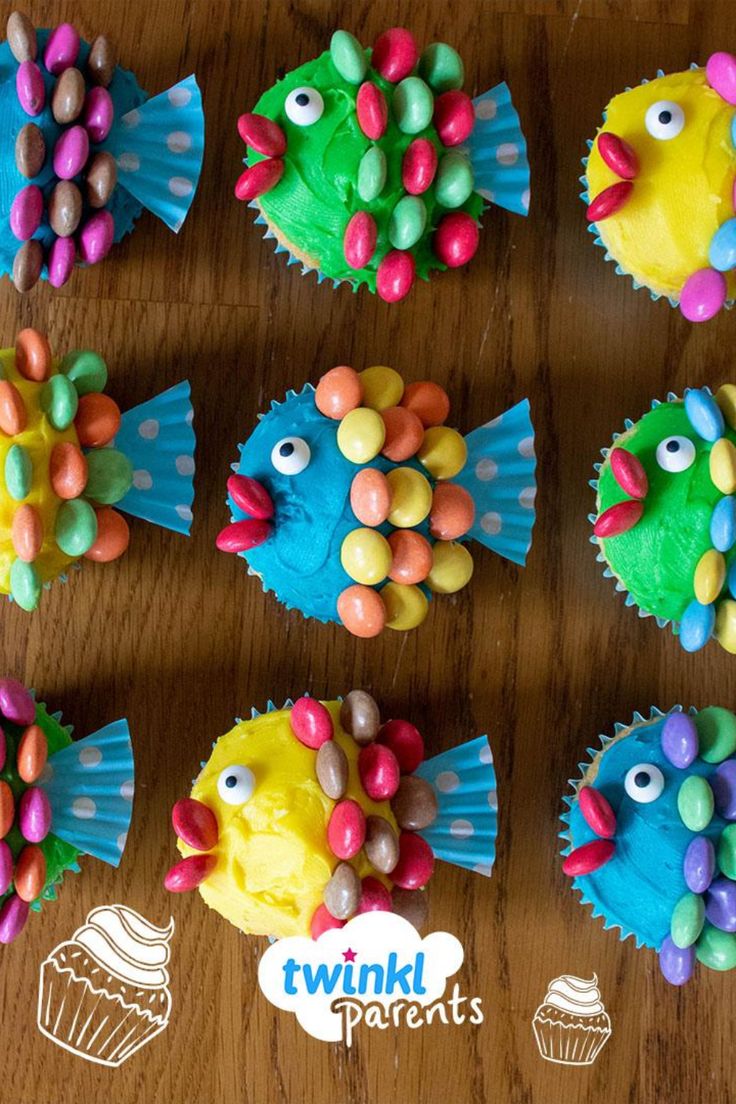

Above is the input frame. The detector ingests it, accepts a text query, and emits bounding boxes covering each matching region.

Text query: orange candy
[74,392,121,447]
[84,507,130,562]
[17,723,47,784]
[387,530,433,584]
[50,441,88,499]
[315,366,363,420]
[337,584,386,638]
[11,503,42,562]
[429,483,475,540]
[401,381,450,428]
[0,380,27,435]
[380,406,424,462]
[15,328,51,381]
[14,844,46,902]
[350,468,391,526]
[0,781,14,838]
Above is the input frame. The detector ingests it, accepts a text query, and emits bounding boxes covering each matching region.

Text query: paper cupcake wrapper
[115,380,195,535]
[41,719,134,867]
[455,398,536,565]
[532,1013,611,1066]
[106,75,205,233]
[250,204,345,289]
[415,736,497,875]
[468,82,530,216]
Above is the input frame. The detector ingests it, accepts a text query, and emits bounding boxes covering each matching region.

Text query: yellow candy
[381,581,429,630]
[710,438,736,495]
[386,467,432,528]
[716,385,736,430]
[427,541,474,594]
[694,548,726,605]
[340,527,392,586]
[359,366,404,411]
[337,407,386,464]
[716,599,736,654]
[417,426,467,479]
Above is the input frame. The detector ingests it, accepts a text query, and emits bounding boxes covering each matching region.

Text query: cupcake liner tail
[414,736,497,876]
[469,82,530,216]
[454,398,537,565]
[116,381,195,535]
[41,720,134,867]
[106,75,205,232]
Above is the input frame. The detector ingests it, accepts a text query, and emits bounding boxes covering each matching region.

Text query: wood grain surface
[3,1,736,1102]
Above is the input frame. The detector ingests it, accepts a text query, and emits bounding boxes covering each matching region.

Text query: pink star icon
[342,948,357,962]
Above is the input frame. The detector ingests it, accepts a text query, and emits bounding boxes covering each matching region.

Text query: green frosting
[250,48,483,291]
[596,401,736,623]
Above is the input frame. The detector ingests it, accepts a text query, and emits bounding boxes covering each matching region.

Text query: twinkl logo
[258,912,483,1044]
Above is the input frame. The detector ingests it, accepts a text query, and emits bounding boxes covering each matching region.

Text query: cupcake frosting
[542,975,604,1017]
[74,905,174,989]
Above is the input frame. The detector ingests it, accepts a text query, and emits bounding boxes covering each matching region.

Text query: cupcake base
[532,1005,611,1065]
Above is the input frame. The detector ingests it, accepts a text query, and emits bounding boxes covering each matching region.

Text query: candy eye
[271,437,311,475]
[284,87,324,126]
[645,100,684,140]
[655,435,696,472]
[217,765,255,806]
[624,763,665,804]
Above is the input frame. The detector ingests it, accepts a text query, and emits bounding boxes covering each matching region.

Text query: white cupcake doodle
[532,973,611,1066]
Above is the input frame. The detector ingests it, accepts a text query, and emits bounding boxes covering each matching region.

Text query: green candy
[389,195,427,250]
[695,706,736,763]
[435,151,475,209]
[670,892,705,949]
[329,30,367,84]
[55,498,98,557]
[60,349,108,396]
[84,449,133,505]
[10,558,41,611]
[677,774,714,831]
[357,147,387,203]
[695,922,736,971]
[718,823,736,879]
[393,77,434,135]
[418,42,465,93]
[40,375,78,431]
[5,444,32,501]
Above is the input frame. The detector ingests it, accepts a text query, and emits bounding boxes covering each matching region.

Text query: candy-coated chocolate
[711,495,736,553]
[401,380,450,427]
[238,113,288,158]
[705,877,736,933]
[719,823,736,879]
[164,853,217,892]
[710,437,736,495]
[7,12,36,63]
[315,366,363,420]
[386,466,432,528]
[17,723,47,784]
[235,158,284,201]
[337,584,386,638]
[78,210,114,265]
[12,503,42,562]
[380,406,424,461]
[387,530,432,584]
[5,444,32,501]
[695,923,736,971]
[16,328,51,383]
[349,468,391,526]
[391,776,438,830]
[15,122,45,178]
[359,365,405,411]
[0,728,4,772]
[41,374,78,431]
[661,713,699,769]
[357,146,387,202]
[378,719,424,774]
[696,706,736,763]
[427,540,473,593]
[14,844,46,902]
[344,210,377,269]
[393,76,434,134]
[48,180,82,238]
[716,383,736,429]
[685,388,725,443]
[709,216,736,272]
[316,739,348,799]
[311,903,345,938]
[433,211,479,267]
[16,60,45,116]
[0,781,14,838]
[289,697,334,750]
[659,935,695,986]
[340,527,392,586]
[356,875,392,913]
[51,66,85,124]
[418,42,464,93]
[586,180,633,222]
[10,184,43,241]
[55,498,98,556]
[53,124,89,180]
[389,195,427,250]
[327,798,366,859]
[694,548,726,605]
[172,797,219,852]
[392,886,428,931]
[376,249,416,301]
[329,30,368,85]
[711,759,736,819]
[84,507,130,562]
[391,831,434,889]
[47,236,76,287]
[358,743,400,802]
[610,448,648,499]
[59,349,107,395]
[44,23,80,75]
[0,840,11,896]
[435,150,474,208]
[679,599,716,653]
[227,474,274,520]
[372,27,418,83]
[356,81,388,140]
[402,138,437,195]
[677,774,714,832]
[706,51,736,104]
[561,839,615,876]
[74,392,121,447]
[50,442,88,500]
[337,407,385,464]
[13,239,42,291]
[670,892,705,948]
[433,90,474,146]
[577,785,616,839]
[323,861,361,920]
[0,895,29,943]
[339,690,380,746]
[364,815,399,873]
[429,482,474,540]
[18,786,51,843]
[680,268,728,324]
[86,151,117,209]
[381,580,429,630]
[596,132,639,180]
[9,559,40,611]
[0,678,35,724]
[0,380,27,435]
[418,425,467,479]
[684,836,716,894]
[87,35,116,87]
[593,498,644,538]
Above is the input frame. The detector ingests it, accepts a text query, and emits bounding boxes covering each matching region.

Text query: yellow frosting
[587,68,736,299]
[182,702,398,939]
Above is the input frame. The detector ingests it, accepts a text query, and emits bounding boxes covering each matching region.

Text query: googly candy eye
[217,765,256,806]
[284,87,324,126]
[656,435,696,472]
[271,437,311,475]
[645,100,685,140]
[624,763,665,804]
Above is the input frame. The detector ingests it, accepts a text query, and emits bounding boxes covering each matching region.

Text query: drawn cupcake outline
[532,974,611,1066]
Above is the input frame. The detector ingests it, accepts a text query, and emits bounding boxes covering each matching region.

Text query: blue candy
[684,389,725,443]
[679,599,716,652]
[729,559,736,599]
[711,496,736,552]
[709,217,736,273]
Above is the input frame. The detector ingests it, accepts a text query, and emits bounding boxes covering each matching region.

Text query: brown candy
[48,180,82,237]
[13,240,42,293]
[391,776,438,831]
[15,123,45,178]
[323,861,361,920]
[7,12,37,62]
[391,887,429,933]
[86,151,117,209]
[316,740,348,800]
[364,815,399,874]
[51,67,85,124]
[340,690,380,746]
[87,35,116,87]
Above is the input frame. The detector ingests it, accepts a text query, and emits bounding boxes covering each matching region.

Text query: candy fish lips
[164,798,219,892]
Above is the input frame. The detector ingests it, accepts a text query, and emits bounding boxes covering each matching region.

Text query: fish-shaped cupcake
[1,11,204,291]
[216,364,536,637]
[583,52,736,321]
[236,26,530,301]
[562,706,736,986]
[165,691,496,939]
[592,385,736,654]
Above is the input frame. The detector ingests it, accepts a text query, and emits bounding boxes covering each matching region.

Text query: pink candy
[378,719,424,773]
[402,138,437,195]
[706,52,736,106]
[164,853,217,892]
[562,839,615,877]
[597,132,639,180]
[593,499,644,538]
[372,28,418,83]
[16,60,45,116]
[391,831,434,889]
[53,124,90,180]
[43,23,80,75]
[227,474,274,520]
[0,840,12,896]
[356,82,388,140]
[327,798,366,859]
[434,91,475,147]
[82,86,114,144]
[586,180,632,223]
[48,236,76,288]
[434,212,479,267]
[216,518,272,552]
[237,113,287,158]
[578,786,617,840]
[78,210,114,265]
[10,185,43,242]
[356,876,392,913]
[344,211,377,269]
[376,250,415,302]
[172,798,219,852]
[610,448,648,500]
[234,159,284,201]
[680,267,728,323]
[311,903,345,939]
[290,697,334,749]
[0,678,35,725]
[0,895,29,944]
[18,787,51,843]
[358,743,400,801]
[0,728,5,773]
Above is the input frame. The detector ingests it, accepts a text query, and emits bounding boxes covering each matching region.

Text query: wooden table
[4,1,736,1101]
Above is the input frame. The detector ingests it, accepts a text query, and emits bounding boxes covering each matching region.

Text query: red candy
[14,844,45,903]
[593,499,644,539]
[227,474,274,520]
[172,798,219,852]
[356,876,392,913]
[562,839,615,877]
[586,181,633,223]
[237,113,287,157]
[434,212,479,267]
[356,82,388,140]
[371,28,418,83]
[610,448,648,500]
[344,211,377,270]
[164,853,217,892]
[235,158,284,202]
[290,697,334,750]
[311,903,345,939]
[359,743,401,801]
[402,138,438,196]
[578,787,617,840]
[376,250,415,302]
[378,719,424,773]
[0,781,14,839]
[327,798,366,859]
[391,831,434,889]
[597,132,639,180]
[216,518,272,552]
[434,91,475,147]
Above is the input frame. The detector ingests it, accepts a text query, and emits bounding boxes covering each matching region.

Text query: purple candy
[53,125,89,181]
[18,787,50,843]
[0,840,12,896]
[0,678,35,725]
[659,934,696,985]
[10,184,43,242]
[78,210,114,265]
[684,835,716,893]
[680,268,728,323]
[705,876,736,932]
[43,23,80,75]
[16,60,45,116]
[82,87,114,144]
[48,236,76,288]
[711,759,736,820]
[0,895,29,944]
[661,713,699,768]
